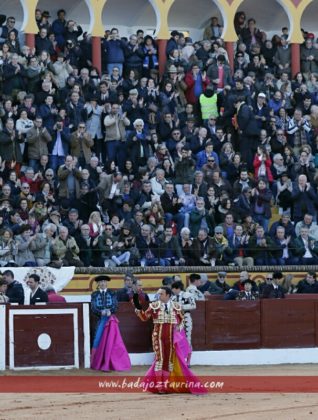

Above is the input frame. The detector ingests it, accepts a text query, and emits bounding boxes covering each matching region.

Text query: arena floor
[2,365,318,419]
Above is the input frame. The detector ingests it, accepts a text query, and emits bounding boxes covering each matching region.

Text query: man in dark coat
[27,274,48,305]
[3,270,25,305]
[234,96,260,170]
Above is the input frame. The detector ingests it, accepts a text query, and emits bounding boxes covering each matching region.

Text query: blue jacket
[103,39,126,64]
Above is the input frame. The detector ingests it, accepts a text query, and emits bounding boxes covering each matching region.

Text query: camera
[56,122,62,130]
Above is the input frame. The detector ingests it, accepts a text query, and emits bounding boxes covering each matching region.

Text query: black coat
[30,288,49,305]
[0,128,23,162]
[237,103,260,137]
[261,284,285,299]
[6,280,25,305]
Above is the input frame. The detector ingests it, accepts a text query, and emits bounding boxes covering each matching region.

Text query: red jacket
[184,71,210,104]
[253,154,273,183]
[47,291,66,303]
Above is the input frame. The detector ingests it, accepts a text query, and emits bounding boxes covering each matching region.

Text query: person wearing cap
[235,279,259,300]
[205,271,231,296]
[210,225,233,266]
[91,275,131,371]
[253,92,270,130]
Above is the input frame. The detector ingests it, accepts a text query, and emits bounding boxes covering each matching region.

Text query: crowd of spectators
[1,9,318,268]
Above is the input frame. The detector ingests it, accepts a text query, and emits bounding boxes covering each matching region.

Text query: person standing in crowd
[91,275,131,372]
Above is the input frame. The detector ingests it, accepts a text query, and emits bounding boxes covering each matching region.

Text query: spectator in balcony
[31,223,55,267]
[207,55,231,92]
[57,155,82,206]
[295,213,318,241]
[300,37,318,76]
[179,227,196,266]
[185,63,209,105]
[189,196,214,237]
[160,182,184,232]
[292,175,318,223]
[15,224,37,266]
[269,211,295,240]
[69,122,94,168]
[248,225,278,266]
[261,271,285,299]
[35,28,55,56]
[203,16,223,40]
[158,224,184,266]
[0,16,18,46]
[292,226,318,265]
[271,225,299,265]
[26,117,52,171]
[51,9,67,48]
[296,271,318,294]
[241,19,263,50]
[136,224,160,266]
[51,225,83,267]
[0,118,23,168]
[103,28,125,76]
[229,225,253,267]
[250,178,272,232]
[291,149,315,184]
[0,228,16,267]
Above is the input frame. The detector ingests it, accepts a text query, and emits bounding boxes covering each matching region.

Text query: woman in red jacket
[253,145,273,184]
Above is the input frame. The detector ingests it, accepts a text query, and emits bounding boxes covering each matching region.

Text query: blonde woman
[88,211,104,239]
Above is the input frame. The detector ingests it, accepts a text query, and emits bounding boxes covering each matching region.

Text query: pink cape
[91,315,131,372]
[143,328,207,394]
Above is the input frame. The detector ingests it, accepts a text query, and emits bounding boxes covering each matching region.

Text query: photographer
[49,119,70,172]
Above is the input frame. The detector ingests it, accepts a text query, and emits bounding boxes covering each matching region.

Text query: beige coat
[26,126,52,159]
[70,131,94,164]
